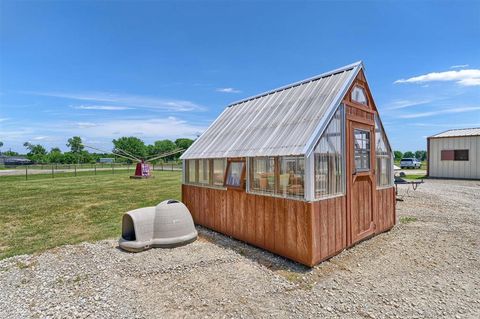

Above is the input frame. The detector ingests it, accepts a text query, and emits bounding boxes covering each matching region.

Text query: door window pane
[213,159,226,186]
[354,129,370,171]
[225,161,244,187]
[250,157,275,194]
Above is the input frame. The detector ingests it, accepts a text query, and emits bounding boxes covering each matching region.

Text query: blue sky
[0,0,479,153]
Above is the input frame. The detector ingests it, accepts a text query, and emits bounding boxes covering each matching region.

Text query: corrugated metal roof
[430,128,480,138]
[181,62,361,159]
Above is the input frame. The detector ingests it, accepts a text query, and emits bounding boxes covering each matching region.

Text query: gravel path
[1,179,479,318]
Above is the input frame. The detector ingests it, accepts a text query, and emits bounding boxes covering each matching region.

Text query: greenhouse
[180,61,395,267]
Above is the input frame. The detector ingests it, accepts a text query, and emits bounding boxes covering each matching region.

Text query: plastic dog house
[119,200,197,252]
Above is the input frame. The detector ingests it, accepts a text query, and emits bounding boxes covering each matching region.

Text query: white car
[400,158,422,169]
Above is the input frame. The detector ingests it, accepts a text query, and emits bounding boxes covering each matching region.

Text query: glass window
[354,129,370,171]
[250,157,275,194]
[278,156,304,198]
[351,86,368,105]
[187,159,197,184]
[198,159,209,184]
[314,106,345,198]
[454,150,469,161]
[375,115,393,187]
[225,161,245,188]
[213,158,226,186]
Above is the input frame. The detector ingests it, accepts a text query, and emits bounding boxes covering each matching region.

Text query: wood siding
[375,187,396,233]
[311,196,347,265]
[182,184,395,266]
[183,184,351,266]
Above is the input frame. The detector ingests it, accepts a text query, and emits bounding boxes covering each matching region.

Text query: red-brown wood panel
[264,196,275,251]
[311,201,321,263]
[319,199,329,259]
[295,201,311,265]
[375,187,395,233]
[182,185,380,267]
[274,197,286,255]
[285,199,297,259]
[310,195,348,265]
[255,195,265,248]
[327,198,336,256]
[245,193,256,243]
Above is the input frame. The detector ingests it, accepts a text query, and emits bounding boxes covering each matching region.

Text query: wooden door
[347,120,376,245]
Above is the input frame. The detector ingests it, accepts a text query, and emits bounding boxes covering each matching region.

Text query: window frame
[249,156,276,194]
[454,149,469,161]
[351,85,369,106]
[353,128,371,172]
[224,159,246,190]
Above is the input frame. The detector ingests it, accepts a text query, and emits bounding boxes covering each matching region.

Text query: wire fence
[0,162,182,182]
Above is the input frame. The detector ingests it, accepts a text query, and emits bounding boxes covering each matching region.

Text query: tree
[112,136,147,161]
[2,150,18,156]
[403,151,415,158]
[393,151,403,161]
[67,136,84,153]
[0,141,3,155]
[174,138,194,150]
[23,142,47,163]
[149,139,177,162]
[48,147,63,163]
[415,150,427,161]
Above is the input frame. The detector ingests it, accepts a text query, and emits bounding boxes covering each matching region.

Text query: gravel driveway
[1,179,479,318]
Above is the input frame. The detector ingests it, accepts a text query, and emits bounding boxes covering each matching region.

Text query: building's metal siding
[181,67,355,159]
[429,136,480,179]
[431,128,480,138]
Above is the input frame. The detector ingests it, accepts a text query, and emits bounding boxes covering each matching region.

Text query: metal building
[427,128,480,180]
[180,62,395,266]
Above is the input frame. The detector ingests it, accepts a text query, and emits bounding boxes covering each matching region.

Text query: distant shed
[181,62,395,267]
[427,128,480,180]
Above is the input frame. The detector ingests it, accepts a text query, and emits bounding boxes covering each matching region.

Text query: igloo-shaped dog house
[119,200,197,252]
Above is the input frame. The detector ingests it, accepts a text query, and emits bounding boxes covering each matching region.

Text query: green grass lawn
[0,170,182,260]
[402,174,427,180]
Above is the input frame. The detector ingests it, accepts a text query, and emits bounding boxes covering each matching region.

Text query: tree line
[393,150,427,162]
[0,137,194,164]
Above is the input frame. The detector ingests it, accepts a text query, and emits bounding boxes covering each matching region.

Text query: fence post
[74,165,77,177]
[52,164,54,178]
[171,163,174,171]
[26,166,28,180]
[112,163,114,175]
[94,164,97,175]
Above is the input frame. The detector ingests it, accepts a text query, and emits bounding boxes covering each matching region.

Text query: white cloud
[395,69,480,86]
[32,136,48,140]
[216,87,241,93]
[26,91,205,112]
[80,117,206,139]
[387,99,432,110]
[399,106,480,119]
[450,64,469,69]
[74,105,132,111]
[76,122,98,128]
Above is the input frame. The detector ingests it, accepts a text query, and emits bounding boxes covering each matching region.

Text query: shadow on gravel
[196,226,311,274]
